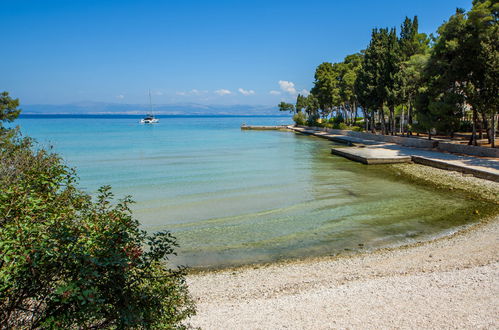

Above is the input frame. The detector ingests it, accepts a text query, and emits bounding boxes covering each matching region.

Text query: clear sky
[1,0,472,106]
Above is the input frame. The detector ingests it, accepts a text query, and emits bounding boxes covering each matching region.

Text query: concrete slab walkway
[288,126,499,182]
[330,147,412,164]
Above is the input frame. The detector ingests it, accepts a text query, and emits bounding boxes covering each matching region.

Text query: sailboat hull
[140,118,159,124]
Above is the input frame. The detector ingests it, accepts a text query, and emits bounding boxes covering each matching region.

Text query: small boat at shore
[140,90,159,124]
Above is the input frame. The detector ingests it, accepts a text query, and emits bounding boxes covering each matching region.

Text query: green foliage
[418,1,499,136]
[464,0,498,144]
[336,122,349,130]
[415,87,463,135]
[310,55,363,123]
[351,126,364,132]
[399,16,430,60]
[278,101,295,113]
[415,1,498,140]
[459,120,473,132]
[292,112,307,125]
[397,53,429,102]
[306,112,320,127]
[0,91,21,130]
[355,50,378,112]
[355,27,401,134]
[0,132,195,328]
[311,62,339,117]
[295,94,308,113]
[305,94,320,117]
[339,53,363,108]
[278,2,497,141]
[329,114,345,126]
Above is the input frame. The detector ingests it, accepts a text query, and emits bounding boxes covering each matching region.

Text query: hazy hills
[21,102,281,116]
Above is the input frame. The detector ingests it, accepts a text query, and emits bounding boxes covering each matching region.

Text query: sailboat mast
[148,89,153,115]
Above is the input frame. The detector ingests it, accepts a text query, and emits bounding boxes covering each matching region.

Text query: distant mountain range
[21,102,281,116]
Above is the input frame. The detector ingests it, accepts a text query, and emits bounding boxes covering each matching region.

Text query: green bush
[330,114,345,127]
[292,112,307,125]
[333,122,349,130]
[315,120,326,128]
[458,120,473,132]
[306,114,320,127]
[0,132,195,328]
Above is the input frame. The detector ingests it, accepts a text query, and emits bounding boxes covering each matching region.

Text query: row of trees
[280,0,498,146]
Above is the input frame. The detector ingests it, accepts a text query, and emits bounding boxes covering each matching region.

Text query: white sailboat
[140,90,159,124]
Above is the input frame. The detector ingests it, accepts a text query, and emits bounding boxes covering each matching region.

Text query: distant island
[19,102,281,116]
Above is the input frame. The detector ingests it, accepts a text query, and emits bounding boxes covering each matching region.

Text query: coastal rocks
[389,163,499,204]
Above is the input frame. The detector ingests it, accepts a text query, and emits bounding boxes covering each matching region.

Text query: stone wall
[296,125,498,158]
[298,126,437,148]
[437,142,499,158]
[412,156,499,182]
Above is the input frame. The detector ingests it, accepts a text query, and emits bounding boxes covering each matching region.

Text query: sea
[13,115,491,268]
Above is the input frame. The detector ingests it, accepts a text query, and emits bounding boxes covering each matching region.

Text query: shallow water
[16,115,494,268]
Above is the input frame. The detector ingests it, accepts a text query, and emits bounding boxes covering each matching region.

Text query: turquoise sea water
[16,115,490,268]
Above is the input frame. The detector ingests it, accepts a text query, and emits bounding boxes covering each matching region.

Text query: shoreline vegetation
[187,164,499,328]
[0,95,195,328]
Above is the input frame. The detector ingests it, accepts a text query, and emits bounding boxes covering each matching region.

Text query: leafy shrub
[292,112,307,125]
[330,114,345,126]
[459,120,473,132]
[351,126,364,132]
[333,122,349,130]
[314,119,327,128]
[306,114,320,127]
[0,132,195,328]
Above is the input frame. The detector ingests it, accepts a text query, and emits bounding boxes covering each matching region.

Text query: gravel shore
[187,164,499,329]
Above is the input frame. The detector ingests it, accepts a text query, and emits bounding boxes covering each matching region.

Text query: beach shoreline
[186,163,499,329]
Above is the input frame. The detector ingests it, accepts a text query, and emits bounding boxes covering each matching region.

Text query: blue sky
[1,0,472,106]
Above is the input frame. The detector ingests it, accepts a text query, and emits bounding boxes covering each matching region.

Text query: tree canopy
[285,1,497,146]
[0,91,21,128]
[278,101,295,113]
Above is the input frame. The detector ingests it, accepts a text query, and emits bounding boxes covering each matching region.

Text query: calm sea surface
[15,115,492,268]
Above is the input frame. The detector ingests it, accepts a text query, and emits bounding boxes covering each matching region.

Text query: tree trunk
[468,109,478,146]
[401,105,405,135]
[408,100,413,136]
[344,103,349,125]
[478,117,483,140]
[389,106,395,135]
[371,109,376,134]
[480,111,490,143]
[361,106,368,132]
[491,112,496,148]
[380,103,387,135]
[353,101,358,126]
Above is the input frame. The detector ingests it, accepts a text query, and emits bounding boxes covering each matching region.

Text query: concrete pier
[331,147,412,165]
